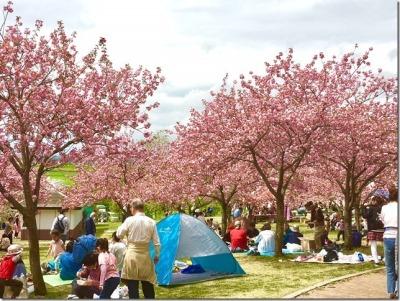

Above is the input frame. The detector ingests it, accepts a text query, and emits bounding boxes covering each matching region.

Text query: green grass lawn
[45,163,76,186]
[9,220,382,299]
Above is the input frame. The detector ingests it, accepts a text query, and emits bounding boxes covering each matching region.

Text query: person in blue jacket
[85,212,97,236]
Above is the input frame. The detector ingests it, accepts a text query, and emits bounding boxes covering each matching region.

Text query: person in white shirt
[50,209,70,243]
[380,186,398,299]
[253,223,275,254]
[109,231,127,274]
[116,199,160,299]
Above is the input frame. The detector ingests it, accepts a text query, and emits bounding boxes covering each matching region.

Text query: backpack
[323,250,338,263]
[53,216,65,233]
[0,255,16,280]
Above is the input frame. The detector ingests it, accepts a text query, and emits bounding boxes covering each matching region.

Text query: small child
[47,230,65,260]
[109,232,126,275]
[96,238,120,299]
[73,252,101,299]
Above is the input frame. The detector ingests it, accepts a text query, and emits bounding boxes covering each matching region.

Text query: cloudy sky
[12,0,397,132]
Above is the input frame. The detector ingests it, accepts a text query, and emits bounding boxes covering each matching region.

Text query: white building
[20,190,84,240]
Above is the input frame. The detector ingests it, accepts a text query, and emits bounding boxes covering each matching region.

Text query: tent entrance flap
[191,253,245,275]
[153,214,182,285]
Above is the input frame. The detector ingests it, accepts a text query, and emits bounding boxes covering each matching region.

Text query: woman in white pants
[362,195,385,264]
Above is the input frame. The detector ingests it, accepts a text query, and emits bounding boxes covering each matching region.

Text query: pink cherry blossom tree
[156,123,264,234]
[316,74,396,248]
[64,143,153,217]
[176,48,396,255]
[0,5,163,294]
[176,51,334,255]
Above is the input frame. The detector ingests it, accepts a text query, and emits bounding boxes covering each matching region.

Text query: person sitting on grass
[223,223,235,244]
[246,221,260,239]
[229,220,249,252]
[47,230,65,260]
[351,225,362,248]
[0,244,24,299]
[72,252,101,299]
[109,232,127,275]
[65,240,75,253]
[0,235,10,251]
[42,230,65,274]
[253,223,275,254]
[283,225,303,248]
[96,238,120,299]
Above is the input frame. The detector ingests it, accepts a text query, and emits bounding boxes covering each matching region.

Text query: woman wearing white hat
[0,244,24,299]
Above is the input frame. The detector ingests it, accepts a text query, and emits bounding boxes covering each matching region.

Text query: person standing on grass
[85,212,97,236]
[336,218,345,241]
[380,186,398,299]
[13,214,21,239]
[116,199,160,299]
[362,195,385,264]
[51,208,70,243]
[305,201,325,251]
[110,232,127,275]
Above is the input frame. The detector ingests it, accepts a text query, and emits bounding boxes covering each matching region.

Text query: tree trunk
[220,201,230,235]
[354,206,362,232]
[24,213,47,296]
[274,196,285,256]
[247,205,254,221]
[343,205,353,250]
[117,203,131,222]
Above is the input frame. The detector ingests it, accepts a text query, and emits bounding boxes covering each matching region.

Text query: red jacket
[230,228,248,250]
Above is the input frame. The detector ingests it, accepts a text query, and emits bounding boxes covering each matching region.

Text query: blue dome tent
[152,213,245,285]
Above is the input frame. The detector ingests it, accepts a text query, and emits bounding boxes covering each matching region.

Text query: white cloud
[10,0,396,131]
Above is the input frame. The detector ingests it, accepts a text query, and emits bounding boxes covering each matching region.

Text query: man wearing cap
[229,220,249,252]
[116,199,160,299]
[0,244,24,299]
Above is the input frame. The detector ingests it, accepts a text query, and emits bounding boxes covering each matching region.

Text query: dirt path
[297,269,388,299]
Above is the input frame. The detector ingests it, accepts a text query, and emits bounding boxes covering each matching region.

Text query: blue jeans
[99,277,120,299]
[384,238,398,294]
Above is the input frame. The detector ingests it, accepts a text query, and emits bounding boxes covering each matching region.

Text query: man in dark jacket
[85,212,96,236]
[305,201,325,251]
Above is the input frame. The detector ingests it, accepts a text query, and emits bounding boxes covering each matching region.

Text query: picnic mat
[247,249,305,257]
[43,274,73,287]
[292,252,372,264]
